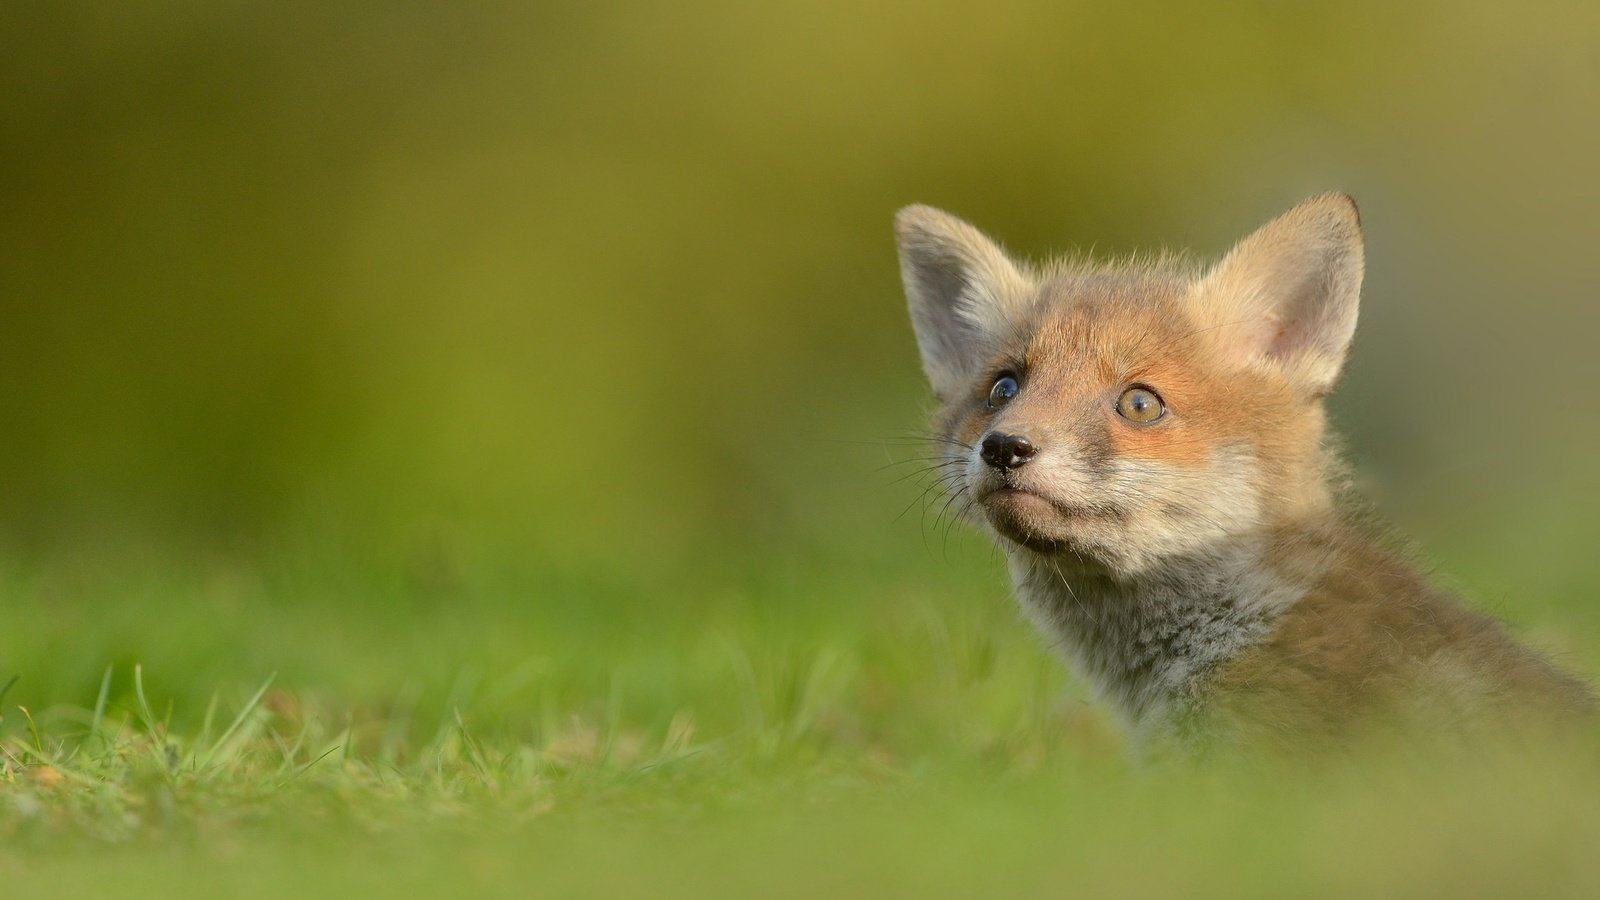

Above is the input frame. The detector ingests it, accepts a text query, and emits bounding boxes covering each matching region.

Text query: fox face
[898,195,1364,580]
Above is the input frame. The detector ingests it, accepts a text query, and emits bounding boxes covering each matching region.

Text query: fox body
[896,195,1593,754]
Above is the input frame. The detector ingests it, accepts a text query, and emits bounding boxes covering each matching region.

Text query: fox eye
[987,374,1020,409]
[1116,386,1165,423]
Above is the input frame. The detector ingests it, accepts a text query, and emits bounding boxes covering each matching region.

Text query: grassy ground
[4,507,1600,897]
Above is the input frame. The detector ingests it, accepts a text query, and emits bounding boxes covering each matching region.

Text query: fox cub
[896,194,1593,754]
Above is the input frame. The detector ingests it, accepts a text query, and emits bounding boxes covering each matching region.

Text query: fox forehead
[1019,276,1196,378]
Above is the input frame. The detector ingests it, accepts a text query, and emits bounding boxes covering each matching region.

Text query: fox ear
[896,205,1033,400]
[1193,193,1365,395]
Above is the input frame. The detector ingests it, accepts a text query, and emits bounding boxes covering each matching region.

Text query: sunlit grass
[2,436,1594,898]
[4,533,1598,897]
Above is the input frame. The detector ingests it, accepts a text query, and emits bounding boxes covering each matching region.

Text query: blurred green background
[5,3,1600,894]
[4,0,1599,772]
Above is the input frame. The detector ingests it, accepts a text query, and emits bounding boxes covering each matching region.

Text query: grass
[4,508,1600,897]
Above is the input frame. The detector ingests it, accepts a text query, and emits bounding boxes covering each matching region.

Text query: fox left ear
[1193,193,1365,395]
[896,205,1033,401]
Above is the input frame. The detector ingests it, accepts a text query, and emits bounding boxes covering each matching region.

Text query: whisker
[883,464,953,486]
[933,485,970,550]
[895,475,957,524]
[873,454,964,472]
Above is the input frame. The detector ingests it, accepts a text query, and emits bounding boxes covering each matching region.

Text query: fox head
[897,194,1364,579]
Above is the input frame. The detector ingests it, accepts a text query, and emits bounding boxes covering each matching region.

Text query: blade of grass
[0,673,18,725]
[90,665,113,746]
[197,691,221,753]
[276,743,343,789]
[132,664,162,738]
[20,705,47,758]
[131,664,179,775]
[198,672,277,769]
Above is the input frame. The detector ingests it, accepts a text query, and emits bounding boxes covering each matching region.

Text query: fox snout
[979,431,1037,470]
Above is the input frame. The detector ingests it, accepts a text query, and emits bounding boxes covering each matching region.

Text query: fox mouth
[978,483,1123,555]
[979,486,1079,553]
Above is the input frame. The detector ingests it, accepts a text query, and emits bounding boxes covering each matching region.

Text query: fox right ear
[1193,193,1365,396]
[895,205,1033,400]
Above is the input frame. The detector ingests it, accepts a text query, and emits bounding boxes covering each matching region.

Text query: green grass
[4,520,1600,898]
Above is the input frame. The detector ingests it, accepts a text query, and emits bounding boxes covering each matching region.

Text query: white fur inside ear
[896,205,1033,399]
[1192,193,1365,394]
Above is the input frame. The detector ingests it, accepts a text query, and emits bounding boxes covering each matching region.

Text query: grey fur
[1006,542,1303,745]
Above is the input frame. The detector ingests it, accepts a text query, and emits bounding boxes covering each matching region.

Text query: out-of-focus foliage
[5,1,1597,571]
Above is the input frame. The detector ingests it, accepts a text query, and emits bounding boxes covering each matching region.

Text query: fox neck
[1007,535,1311,738]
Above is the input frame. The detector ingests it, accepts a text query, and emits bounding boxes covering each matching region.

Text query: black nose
[980,431,1037,470]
